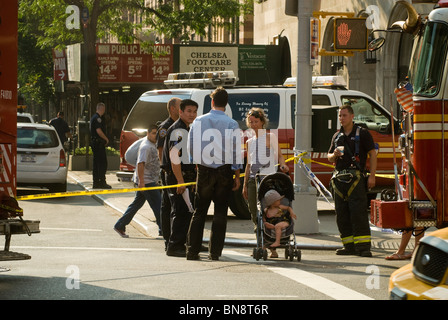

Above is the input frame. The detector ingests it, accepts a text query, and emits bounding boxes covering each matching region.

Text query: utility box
[371,200,413,229]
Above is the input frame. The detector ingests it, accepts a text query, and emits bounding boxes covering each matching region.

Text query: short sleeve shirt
[156,117,175,150]
[162,118,195,173]
[49,117,70,143]
[328,125,375,171]
[90,113,105,140]
[133,138,160,184]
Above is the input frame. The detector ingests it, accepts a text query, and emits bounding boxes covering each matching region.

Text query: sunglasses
[247,110,262,118]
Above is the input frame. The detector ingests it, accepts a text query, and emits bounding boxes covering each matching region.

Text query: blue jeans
[114,182,161,232]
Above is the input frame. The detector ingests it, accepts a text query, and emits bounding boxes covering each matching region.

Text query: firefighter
[327,104,377,257]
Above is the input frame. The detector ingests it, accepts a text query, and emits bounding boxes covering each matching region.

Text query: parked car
[389,227,448,300]
[17,123,67,193]
[17,112,34,123]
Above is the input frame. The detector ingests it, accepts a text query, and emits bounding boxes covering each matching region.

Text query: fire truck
[370,0,448,231]
[375,0,448,300]
[0,0,40,263]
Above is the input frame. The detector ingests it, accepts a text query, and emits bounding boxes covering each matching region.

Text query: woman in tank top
[242,108,289,257]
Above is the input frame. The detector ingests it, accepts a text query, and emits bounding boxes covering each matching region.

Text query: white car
[17,112,34,123]
[17,123,67,193]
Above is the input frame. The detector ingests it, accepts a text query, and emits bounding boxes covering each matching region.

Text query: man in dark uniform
[161,99,197,257]
[49,111,72,146]
[327,104,377,257]
[157,97,181,243]
[90,102,111,189]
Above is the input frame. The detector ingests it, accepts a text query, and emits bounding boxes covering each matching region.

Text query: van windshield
[123,94,190,133]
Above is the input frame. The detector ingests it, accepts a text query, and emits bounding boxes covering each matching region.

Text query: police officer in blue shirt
[90,102,111,189]
[186,87,242,261]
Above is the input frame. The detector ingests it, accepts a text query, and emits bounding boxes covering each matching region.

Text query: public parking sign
[96,44,173,83]
[52,49,68,81]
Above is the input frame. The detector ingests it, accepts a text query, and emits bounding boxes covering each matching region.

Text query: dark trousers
[91,141,107,184]
[332,173,371,252]
[187,165,234,257]
[166,172,194,252]
[160,170,171,247]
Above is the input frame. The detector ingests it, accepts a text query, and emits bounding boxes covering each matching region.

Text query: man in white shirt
[186,87,242,261]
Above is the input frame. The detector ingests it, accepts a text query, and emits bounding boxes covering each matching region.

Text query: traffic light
[334,18,368,51]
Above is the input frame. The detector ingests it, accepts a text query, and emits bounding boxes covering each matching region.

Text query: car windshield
[17,128,59,149]
[409,22,448,96]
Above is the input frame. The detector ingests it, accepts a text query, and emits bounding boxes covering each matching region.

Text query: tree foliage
[18,0,254,113]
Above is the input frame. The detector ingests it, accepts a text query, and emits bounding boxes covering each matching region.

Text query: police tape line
[16,182,197,201]
[16,154,394,201]
[292,153,395,180]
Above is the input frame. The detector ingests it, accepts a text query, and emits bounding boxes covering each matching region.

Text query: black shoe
[336,248,357,256]
[101,183,112,189]
[186,253,200,260]
[113,228,129,238]
[166,248,186,257]
[208,254,219,261]
[358,250,372,257]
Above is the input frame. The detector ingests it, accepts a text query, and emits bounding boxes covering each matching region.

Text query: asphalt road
[0,179,414,304]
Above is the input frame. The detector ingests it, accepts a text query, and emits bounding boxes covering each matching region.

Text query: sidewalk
[68,170,410,251]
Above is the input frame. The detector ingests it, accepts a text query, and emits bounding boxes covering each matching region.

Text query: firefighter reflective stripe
[0,144,14,197]
[341,236,354,245]
[354,235,371,244]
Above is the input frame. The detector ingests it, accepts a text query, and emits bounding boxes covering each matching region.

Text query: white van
[119,72,399,218]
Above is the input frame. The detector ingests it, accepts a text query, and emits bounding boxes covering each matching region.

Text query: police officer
[161,99,197,257]
[90,102,111,189]
[157,97,181,243]
[327,104,377,257]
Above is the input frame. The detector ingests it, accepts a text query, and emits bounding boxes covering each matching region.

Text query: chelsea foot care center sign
[180,46,238,77]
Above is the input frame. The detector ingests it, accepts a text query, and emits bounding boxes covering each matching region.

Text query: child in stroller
[263,189,297,248]
[253,172,301,261]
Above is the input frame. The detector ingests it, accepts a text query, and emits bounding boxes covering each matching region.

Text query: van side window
[204,93,280,129]
[290,94,331,129]
[341,96,390,134]
[312,95,331,106]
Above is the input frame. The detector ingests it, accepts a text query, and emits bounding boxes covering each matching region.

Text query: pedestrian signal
[334,18,368,51]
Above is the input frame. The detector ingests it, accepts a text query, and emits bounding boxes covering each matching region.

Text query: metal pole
[292,0,319,234]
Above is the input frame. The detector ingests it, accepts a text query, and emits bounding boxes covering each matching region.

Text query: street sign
[52,49,68,81]
[96,44,173,83]
[310,18,320,65]
[334,18,368,51]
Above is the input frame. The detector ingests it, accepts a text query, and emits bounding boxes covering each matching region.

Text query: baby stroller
[252,172,301,262]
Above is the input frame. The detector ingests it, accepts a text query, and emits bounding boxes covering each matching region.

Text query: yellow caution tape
[16,182,196,201]
[17,153,393,201]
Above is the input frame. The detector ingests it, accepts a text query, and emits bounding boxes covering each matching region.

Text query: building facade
[254,0,437,107]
